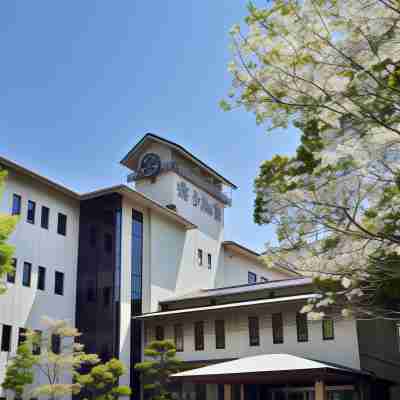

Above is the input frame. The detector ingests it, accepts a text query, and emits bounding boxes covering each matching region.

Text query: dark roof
[120,133,238,189]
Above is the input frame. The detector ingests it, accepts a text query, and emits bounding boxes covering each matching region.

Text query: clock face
[140,153,161,177]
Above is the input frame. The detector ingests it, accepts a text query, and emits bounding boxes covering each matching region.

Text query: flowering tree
[223,0,400,319]
[0,169,17,293]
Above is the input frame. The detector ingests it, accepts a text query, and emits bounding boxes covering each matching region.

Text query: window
[215,320,225,349]
[248,316,260,346]
[174,324,184,352]
[22,262,32,287]
[194,321,204,351]
[27,200,36,224]
[195,384,207,400]
[322,318,335,340]
[1,324,12,352]
[155,326,164,341]
[248,271,257,284]
[18,327,27,346]
[32,330,41,355]
[54,271,64,295]
[197,249,203,266]
[207,253,212,270]
[296,313,309,342]
[37,266,46,291]
[57,213,67,236]
[7,258,16,283]
[12,194,21,215]
[103,286,111,307]
[51,334,61,354]
[272,313,284,344]
[104,233,113,253]
[41,206,49,229]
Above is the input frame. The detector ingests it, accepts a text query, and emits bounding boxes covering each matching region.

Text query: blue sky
[0,1,300,252]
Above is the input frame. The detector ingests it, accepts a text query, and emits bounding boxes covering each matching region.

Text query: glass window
[7,258,16,283]
[272,313,284,344]
[155,325,164,341]
[41,206,49,229]
[248,316,260,346]
[27,200,36,224]
[103,286,111,307]
[57,213,67,236]
[197,249,203,266]
[323,318,335,340]
[37,266,46,291]
[51,334,61,354]
[104,233,113,253]
[22,262,32,287]
[174,324,184,352]
[248,271,257,284]
[12,194,21,215]
[195,384,206,400]
[215,320,225,349]
[194,321,204,351]
[18,327,27,346]
[32,330,41,355]
[296,313,309,342]
[1,324,12,352]
[207,253,212,270]
[54,271,64,295]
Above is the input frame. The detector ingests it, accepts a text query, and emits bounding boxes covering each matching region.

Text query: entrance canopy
[172,354,371,386]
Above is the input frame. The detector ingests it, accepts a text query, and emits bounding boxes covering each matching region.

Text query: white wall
[145,303,361,370]
[0,169,80,394]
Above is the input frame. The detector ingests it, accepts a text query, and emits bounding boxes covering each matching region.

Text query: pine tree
[75,358,131,400]
[135,340,182,400]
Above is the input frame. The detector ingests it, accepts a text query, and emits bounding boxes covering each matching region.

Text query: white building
[0,133,399,400]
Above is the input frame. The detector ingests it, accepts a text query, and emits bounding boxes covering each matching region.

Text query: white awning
[134,293,320,319]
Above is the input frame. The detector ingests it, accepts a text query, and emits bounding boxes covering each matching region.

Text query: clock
[140,153,162,177]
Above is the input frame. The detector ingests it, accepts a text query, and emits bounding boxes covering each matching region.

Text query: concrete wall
[145,302,361,370]
[0,169,80,394]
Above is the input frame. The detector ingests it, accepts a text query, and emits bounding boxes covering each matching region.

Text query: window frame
[322,318,335,340]
[272,313,284,344]
[194,321,204,351]
[1,324,12,352]
[7,258,16,283]
[197,249,203,266]
[248,316,260,347]
[296,312,309,342]
[248,271,257,284]
[57,213,67,236]
[41,206,50,229]
[32,330,42,355]
[37,266,46,291]
[207,253,212,270]
[27,200,36,224]
[54,271,64,296]
[22,262,32,287]
[155,325,165,341]
[174,324,184,352]
[18,327,27,347]
[12,194,22,215]
[215,320,226,349]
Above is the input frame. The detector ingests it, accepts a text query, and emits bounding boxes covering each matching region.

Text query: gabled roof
[120,133,238,189]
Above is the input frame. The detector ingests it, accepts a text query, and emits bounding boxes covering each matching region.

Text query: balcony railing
[127,161,232,206]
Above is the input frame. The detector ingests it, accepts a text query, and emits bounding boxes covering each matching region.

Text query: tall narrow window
[272,313,284,344]
[215,320,226,349]
[103,286,111,307]
[7,258,16,283]
[197,249,203,266]
[155,326,164,341]
[248,317,260,346]
[1,324,12,352]
[32,330,42,355]
[22,262,32,287]
[51,334,61,354]
[194,321,204,351]
[296,313,309,342]
[55,271,64,295]
[41,206,49,229]
[27,200,36,224]
[248,272,257,284]
[12,194,21,215]
[174,324,184,352]
[322,318,335,340]
[207,253,212,270]
[18,327,27,346]
[57,213,67,236]
[37,266,46,291]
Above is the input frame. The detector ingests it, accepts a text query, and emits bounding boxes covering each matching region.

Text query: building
[0,133,399,400]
